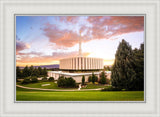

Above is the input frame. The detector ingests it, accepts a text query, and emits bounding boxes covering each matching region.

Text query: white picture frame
[0,0,160,117]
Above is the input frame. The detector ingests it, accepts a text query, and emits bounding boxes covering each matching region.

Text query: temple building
[48,33,107,83]
[60,57,103,70]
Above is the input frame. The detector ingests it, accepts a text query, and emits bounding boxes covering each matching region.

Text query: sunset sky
[16,16,144,67]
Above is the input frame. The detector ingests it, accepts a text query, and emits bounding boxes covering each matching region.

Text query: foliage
[82,75,85,85]
[95,75,98,82]
[57,76,66,87]
[23,66,30,77]
[57,76,76,88]
[42,77,48,82]
[106,78,110,85]
[48,77,54,82]
[88,76,92,82]
[32,68,40,77]
[101,86,121,91]
[31,77,38,83]
[132,44,144,91]
[111,39,144,91]
[99,71,107,84]
[16,66,22,79]
[16,66,48,80]
[65,77,76,87]
[43,67,48,77]
[104,66,111,71]
[91,73,96,84]
[38,67,43,75]
[21,77,31,84]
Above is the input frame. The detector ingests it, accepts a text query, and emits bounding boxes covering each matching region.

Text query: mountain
[19,64,59,69]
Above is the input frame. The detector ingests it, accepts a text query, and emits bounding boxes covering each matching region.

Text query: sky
[16,16,144,67]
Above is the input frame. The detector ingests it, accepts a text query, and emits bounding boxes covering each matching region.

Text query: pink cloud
[16,40,30,54]
[43,23,80,47]
[87,16,144,39]
[43,16,144,48]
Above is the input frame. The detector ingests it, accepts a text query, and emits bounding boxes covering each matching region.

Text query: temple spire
[79,32,82,57]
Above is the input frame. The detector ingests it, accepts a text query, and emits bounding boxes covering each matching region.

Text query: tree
[91,72,96,84]
[65,77,76,87]
[111,39,136,90]
[42,77,48,82]
[99,71,106,84]
[21,77,31,84]
[38,67,43,75]
[29,65,34,76]
[31,76,38,83]
[48,77,54,82]
[57,76,66,87]
[82,75,85,85]
[57,76,76,88]
[88,76,92,82]
[132,44,144,90]
[32,68,40,77]
[23,66,30,77]
[16,66,22,79]
[42,67,48,76]
[104,66,111,71]
[95,75,98,82]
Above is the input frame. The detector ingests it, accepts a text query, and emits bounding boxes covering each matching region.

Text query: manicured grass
[16,87,144,101]
[17,82,77,89]
[82,83,108,89]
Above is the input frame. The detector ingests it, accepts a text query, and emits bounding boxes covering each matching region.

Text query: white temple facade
[60,57,103,70]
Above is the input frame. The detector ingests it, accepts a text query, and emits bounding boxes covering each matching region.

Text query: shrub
[99,71,107,84]
[106,78,110,84]
[57,76,76,88]
[82,75,85,85]
[48,77,54,82]
[88,76,92,82]
[95,75,98,82]
[21,77,31,84]
[42,77,48,82]
[57,76,66,87]
[65,77,76,87]
[101,86,121,91]
[31,77,38,83]
[92,73,96,84]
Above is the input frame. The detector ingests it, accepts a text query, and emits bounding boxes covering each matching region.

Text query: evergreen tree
[82,75,85,85]
[38,67,42,75]
[32,68,40,77]
[23,66,30,77]
[111,39,136,90]
[88,76,92,82]
[29,65,34,76]
[100,71,106,84]
[16,66,22,79]
[92,72,96,84]
[132,44,144,90]
[42,67,47,76]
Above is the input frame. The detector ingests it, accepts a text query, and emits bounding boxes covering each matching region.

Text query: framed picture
[0,0,160,117]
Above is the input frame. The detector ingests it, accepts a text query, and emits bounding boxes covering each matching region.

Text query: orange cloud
[43,23,80,47]
[43,16,144,48]
[87,16,144,39]
[16,51,90,66]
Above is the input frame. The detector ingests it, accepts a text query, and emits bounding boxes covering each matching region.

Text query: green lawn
[16,87,144,101]
[82,83,108,89]
[17,82,77,89]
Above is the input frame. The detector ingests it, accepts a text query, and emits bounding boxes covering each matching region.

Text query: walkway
[16,85,103,91]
